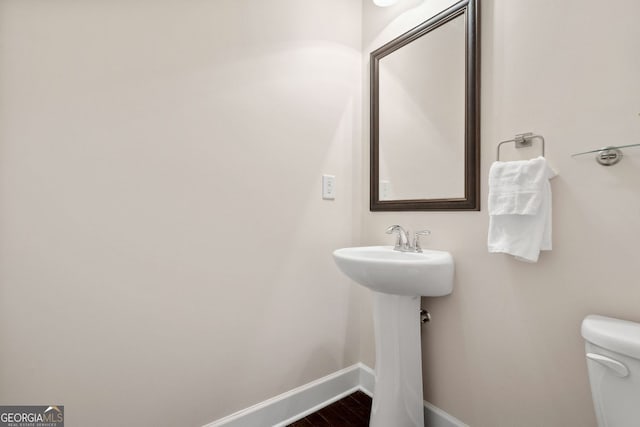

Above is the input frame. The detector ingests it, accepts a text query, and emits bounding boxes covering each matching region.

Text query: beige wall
[0,1,365,426]
[362,0,640,426]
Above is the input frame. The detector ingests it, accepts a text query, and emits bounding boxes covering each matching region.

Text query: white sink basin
[332,246,454,297]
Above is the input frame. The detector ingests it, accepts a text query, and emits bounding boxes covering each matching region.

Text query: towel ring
[497,132,545,161]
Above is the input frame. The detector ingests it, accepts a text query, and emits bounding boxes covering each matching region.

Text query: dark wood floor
[287,390,372,426]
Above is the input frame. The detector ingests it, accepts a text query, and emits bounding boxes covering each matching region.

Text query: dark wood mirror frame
[370,0,479,211]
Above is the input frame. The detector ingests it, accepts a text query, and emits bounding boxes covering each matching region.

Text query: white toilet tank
[581,315,640,427]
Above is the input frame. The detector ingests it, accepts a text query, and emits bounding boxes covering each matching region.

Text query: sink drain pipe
[420,309,431,324]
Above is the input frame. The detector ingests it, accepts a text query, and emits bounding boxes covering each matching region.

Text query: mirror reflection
[378,14,465,200]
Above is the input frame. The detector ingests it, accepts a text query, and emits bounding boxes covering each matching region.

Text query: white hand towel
[487,156,556,262]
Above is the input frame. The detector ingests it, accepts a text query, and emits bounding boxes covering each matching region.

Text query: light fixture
[373,0,398,7]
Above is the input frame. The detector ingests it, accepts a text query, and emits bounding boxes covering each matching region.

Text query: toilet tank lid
[582,315,640,360]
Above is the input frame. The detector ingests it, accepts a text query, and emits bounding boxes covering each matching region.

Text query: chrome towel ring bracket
[496,132,546,161]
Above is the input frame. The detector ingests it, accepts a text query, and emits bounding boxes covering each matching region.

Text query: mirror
[370,0,479,211]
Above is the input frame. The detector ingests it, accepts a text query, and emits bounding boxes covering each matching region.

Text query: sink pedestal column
[371,292,424,427]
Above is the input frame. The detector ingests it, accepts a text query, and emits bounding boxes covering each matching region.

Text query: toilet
[581,315,640,427]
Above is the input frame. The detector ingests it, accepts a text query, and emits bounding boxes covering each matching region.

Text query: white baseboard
[424,400,469,427]
[204,363,468,427]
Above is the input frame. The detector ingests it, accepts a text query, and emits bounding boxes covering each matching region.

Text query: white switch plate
[379,180,391,201]
[322,175,336,200]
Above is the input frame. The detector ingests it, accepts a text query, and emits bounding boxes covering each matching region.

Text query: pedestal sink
[332,246,454,427]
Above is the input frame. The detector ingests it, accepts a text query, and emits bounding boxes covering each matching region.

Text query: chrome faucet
[385,225,431,253]
[386,225,409,251]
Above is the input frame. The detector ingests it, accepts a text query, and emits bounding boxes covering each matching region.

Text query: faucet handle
[385,225,408,250]
[385,225,404,234]
[413,230,431,253]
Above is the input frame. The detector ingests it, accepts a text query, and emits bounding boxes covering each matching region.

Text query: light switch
[379,180,391,201]
[322,175,336,200]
